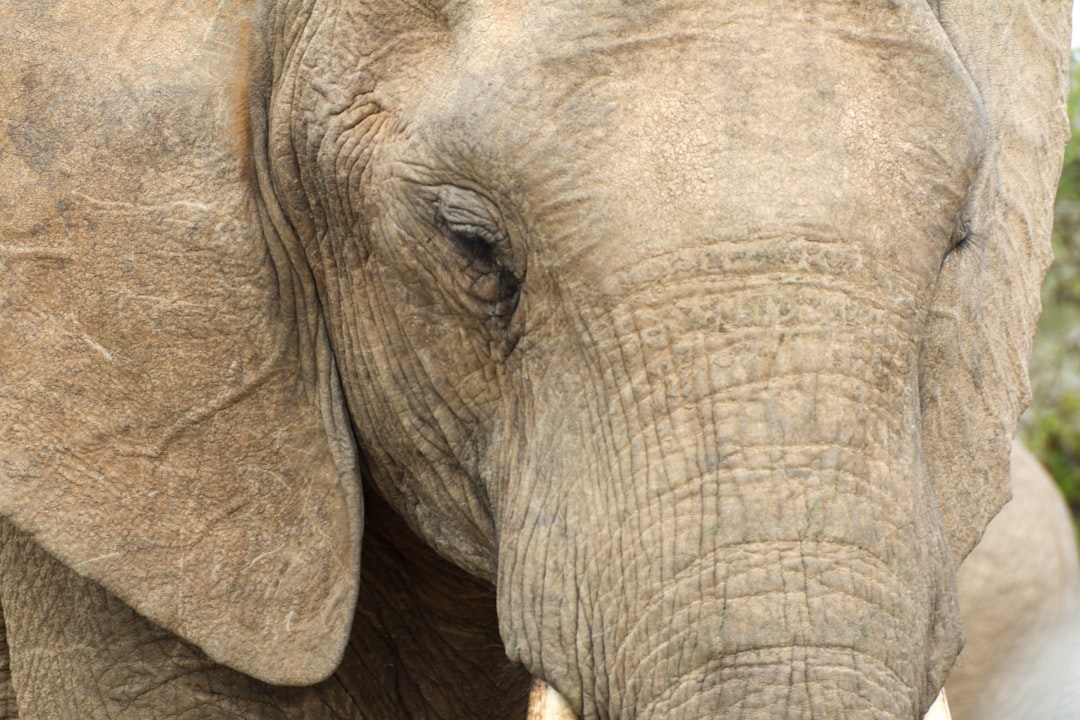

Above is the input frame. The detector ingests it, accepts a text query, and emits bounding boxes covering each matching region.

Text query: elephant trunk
[498,252,962,718]
[621,587,925,719]
[505,444,958,718]
[598,478,951,719]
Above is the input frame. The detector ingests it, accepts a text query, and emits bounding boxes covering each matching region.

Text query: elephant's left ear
[922,0,1071,564]
[0,1,360,685]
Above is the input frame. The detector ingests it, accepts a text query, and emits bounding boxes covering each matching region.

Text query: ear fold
[0,1,361,685]
[921,0,1071,564]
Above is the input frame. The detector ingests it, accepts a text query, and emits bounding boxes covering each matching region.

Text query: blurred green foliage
[1020,52,1080,520]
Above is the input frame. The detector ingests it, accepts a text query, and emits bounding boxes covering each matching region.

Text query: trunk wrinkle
[612,565,919,697]
[635,645,913,720]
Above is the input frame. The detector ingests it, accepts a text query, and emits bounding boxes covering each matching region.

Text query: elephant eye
[447,223,499,264]
[433,188,523,318]
[952,226,978,254]
[944,215,980,266]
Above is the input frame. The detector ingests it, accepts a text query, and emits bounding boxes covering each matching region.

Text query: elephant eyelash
[947,219,981,262]
[954,228,976,251]
[432,190,505,253]
[431,190,518,273]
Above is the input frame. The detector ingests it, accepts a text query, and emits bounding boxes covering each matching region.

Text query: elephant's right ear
[922,0,1071,564]
[0,1,361,685]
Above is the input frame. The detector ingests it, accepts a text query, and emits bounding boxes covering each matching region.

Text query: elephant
[954,599,1080,720]
[0,0,1070,718]
[946,442,1080,720]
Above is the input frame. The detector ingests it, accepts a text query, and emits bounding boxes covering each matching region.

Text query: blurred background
[1018,23,1080,527]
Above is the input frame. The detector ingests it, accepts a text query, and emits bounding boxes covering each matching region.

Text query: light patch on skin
[0,245,73,260]
[70,192,215,216]
[78,335,115,362]
[74,552,123,570]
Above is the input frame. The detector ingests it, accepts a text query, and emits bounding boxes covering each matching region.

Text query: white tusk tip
[923,690,952,720]
[527,679,578,720]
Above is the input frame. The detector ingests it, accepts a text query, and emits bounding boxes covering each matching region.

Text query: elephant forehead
[417,0,983,268]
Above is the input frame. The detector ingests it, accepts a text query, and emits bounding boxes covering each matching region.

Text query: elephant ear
[0,1,361,685]
[922,0,1071,564]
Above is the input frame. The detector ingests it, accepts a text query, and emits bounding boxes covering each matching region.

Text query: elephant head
[0,0,1069,718]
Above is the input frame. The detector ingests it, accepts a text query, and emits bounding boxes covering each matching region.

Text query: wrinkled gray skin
[0,1,1071,719]
[947,442,1080,720]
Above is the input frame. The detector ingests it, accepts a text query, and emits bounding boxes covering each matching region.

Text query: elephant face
[0,0,1069,718]
[276,0,979,556]
[257,2,1018,715]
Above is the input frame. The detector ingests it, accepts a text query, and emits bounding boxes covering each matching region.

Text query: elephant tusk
[527,679,578,720]
[923,690,951,720]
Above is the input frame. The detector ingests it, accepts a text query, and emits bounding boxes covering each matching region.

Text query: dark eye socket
[430,187,523,316]
[446,223,499,263]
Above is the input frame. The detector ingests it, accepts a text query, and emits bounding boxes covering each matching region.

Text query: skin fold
[0,0,1070,718]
